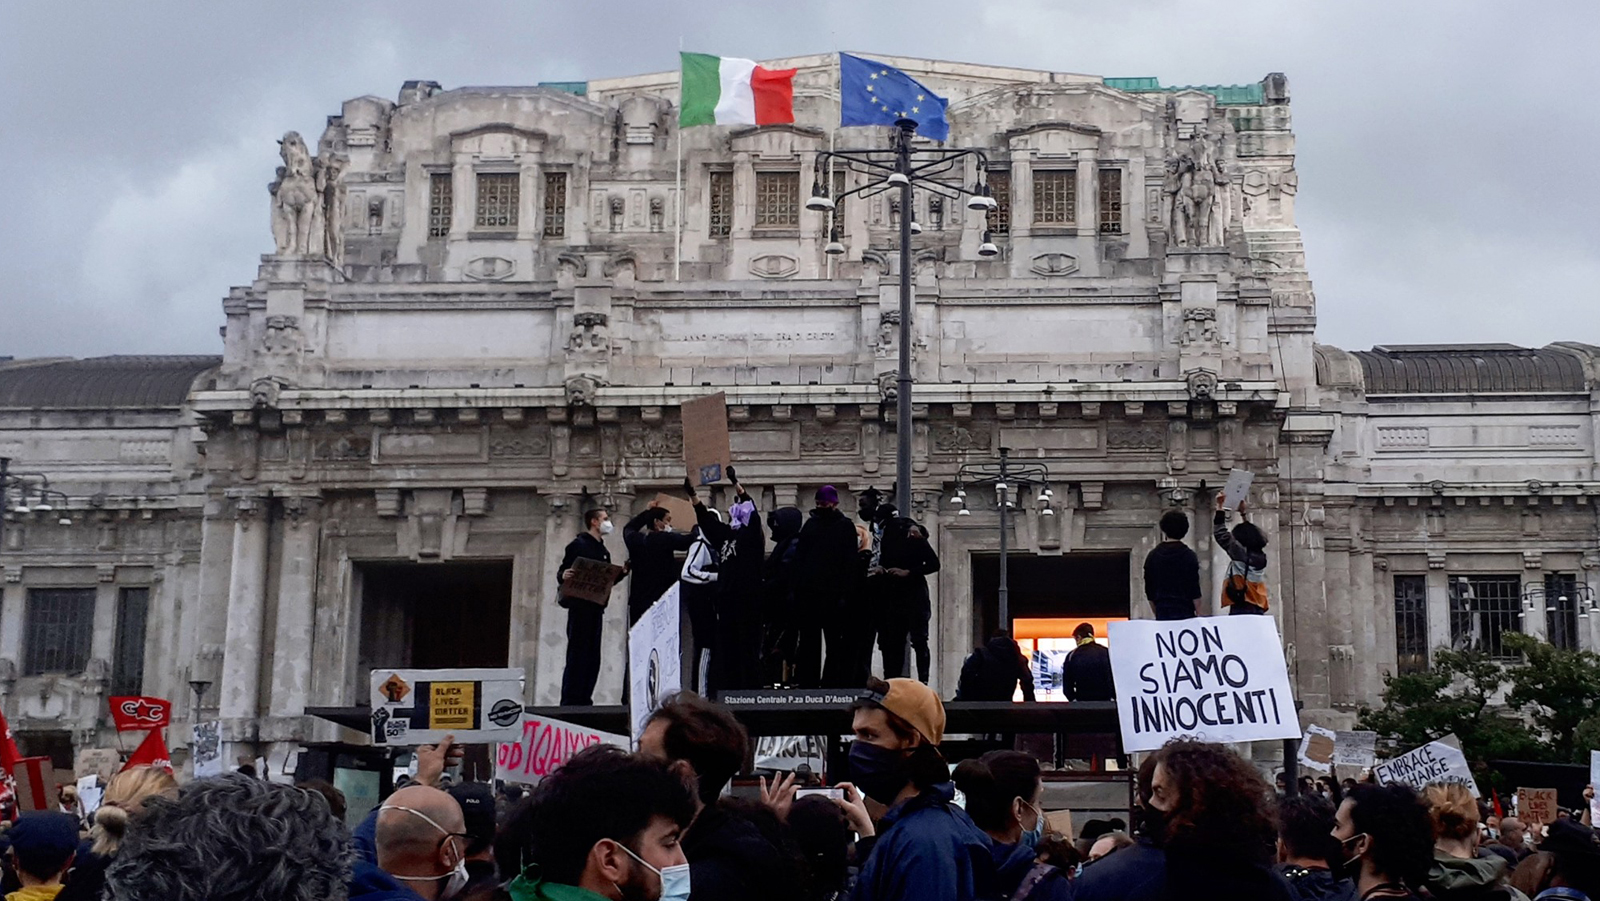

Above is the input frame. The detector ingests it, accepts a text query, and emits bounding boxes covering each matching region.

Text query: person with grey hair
[103,774,349,901]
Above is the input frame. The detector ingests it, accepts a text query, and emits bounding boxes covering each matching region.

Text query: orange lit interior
[1013,616,1129,702]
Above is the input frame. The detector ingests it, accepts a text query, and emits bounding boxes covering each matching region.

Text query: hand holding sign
[1221,470,1254,512]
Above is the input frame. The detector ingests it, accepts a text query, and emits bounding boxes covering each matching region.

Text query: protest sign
[629,584,682,744]
[191,721,223,777]
[562,557,625,607]
[681,393,731,486]
[74,748,121,782]
[1372,738,1479,797]
[1298,725,1335,774]
[652,493,697,532]
[369,668,525,745]
[13,758,54,812]
[1334,730,1378,768]
[496,713,628,784]
[1591,750,1600,826]
[1518,787,1559,828]
[1108,615,1300,753]
[76,774,103,819]
[1222,469,1255,511]
[109,695,173,732]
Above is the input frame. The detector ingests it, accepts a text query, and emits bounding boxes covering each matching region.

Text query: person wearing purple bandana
[685,468,767,693]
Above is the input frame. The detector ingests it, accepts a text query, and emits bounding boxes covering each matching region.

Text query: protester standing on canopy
[557,507,629,706]
[793,486,861,688]
[624,501,695,625]
[709,467,765,691]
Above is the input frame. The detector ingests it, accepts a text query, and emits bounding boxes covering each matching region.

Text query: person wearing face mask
[1276,793,1356,901]
[1330,783,1437,901]
[846,677,999,901]
[374,785,473,901]
[559,508,631,706]
[495,745,696,901]
[1069,757,1166,900]
[950,751,1071,901]
[794,486,865,688]
[706,467,766,691]
[625,503,696,627]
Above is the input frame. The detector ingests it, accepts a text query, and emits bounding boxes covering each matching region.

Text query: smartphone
[797,787,845,801]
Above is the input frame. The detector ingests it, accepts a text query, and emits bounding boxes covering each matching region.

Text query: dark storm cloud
[2,0,1594,356]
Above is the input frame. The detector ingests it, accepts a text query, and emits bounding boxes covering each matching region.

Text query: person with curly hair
[1332,783,1437,901]
[102,774,349,901]
[1148,739,1293,900]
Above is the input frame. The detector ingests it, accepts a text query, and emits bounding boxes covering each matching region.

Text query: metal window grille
[24,588,95,676]
[1393,575,1428,674]
[1098,168,1123,235]
[708,171,733,238]
[987,170,1011,235]
[427,173,452,237]
[474,173,519,229]
[542,172,567,238]
[112,587,149,696]
[755,172,799,228]
[1545,573,1581,651]
[1449,575,1523,659]
[1033,169,1076,224]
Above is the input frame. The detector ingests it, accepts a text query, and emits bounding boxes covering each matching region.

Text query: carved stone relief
[621,425,684,458]
[262,315,301,356]
[932,424,992,454]
[799,424,858,454]
[312,434,372,461]
[567,313,610,352]
[1162,115,1234,248]
[488,430,552,458]
[1106,424,1165,450]
[564,374,606,407]
[1179,308,1219,346]
[749,255,799,280]
[1186,369,1219,400]
[1030,253,1079,277]
[464,257,516,281]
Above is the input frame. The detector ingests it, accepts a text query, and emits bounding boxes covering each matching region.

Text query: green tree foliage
[1501,632,1600,764]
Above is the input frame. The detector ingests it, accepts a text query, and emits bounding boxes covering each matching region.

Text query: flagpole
[675,37,685,281]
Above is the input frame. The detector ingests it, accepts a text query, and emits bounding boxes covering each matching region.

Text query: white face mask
[600,519,615,535]
[617,841,691,901]
[382,804,470,899]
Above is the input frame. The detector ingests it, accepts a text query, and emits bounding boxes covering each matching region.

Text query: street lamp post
[0,458,72,550]
[948,447,1052,632]
[809,120,1000,506]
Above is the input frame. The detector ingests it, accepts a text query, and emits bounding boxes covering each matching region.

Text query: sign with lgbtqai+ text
[1108,615,1300,753]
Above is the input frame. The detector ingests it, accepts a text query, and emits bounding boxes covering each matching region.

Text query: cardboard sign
[1222,469,1254,511]
[1045,809,1075,841]
[1299,725,1336,773]
[652,493,697,533]
[75,748,122,782]
[192,721,223,778]
[1373,739,1480,798]
[681,392,731,486]
[13,757,54,812]
[1108,615,1300,753]
[1518,787,1559,828]
[563,557,625,607]
[1334,730,1378,767]
[629,584,683,744]
[496,713,628,784]
[369,668,525,745]
[109,696,173,732]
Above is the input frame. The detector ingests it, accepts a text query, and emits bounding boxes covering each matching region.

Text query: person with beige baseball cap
[845,677,1000,901]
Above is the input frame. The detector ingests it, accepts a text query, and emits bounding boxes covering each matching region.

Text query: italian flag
[680,52,796,127]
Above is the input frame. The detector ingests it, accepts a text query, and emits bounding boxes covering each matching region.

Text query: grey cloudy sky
[3,0,1595,357]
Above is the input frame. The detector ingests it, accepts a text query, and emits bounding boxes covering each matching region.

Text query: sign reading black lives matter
[369,668,525,746]
[1108,615,1301,753]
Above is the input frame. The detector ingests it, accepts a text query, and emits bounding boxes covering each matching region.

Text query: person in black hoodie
[762,505,804,684]
[955,631,1037,702]
[557,508,629,706]
[623,501,695,625]
[1144,509,1202,620]
[1061,622,1115,702]
[709,467,766,692]
[638,692,802,901]
[875,520,940,682]
[792,485,863,688]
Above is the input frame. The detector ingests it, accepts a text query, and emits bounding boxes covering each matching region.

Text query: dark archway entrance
[356,561,514,677]
[972,551,1131,641]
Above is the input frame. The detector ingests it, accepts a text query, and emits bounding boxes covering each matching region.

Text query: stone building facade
[0,54,1595,771]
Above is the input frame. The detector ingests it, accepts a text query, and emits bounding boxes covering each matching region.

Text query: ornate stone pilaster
[220,494,270,747]
[267,494,322,735]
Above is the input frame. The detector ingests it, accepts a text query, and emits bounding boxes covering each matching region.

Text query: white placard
[1590,750,1600,825]
[630,584,683,744]
[1108,615,1300,753]
[1299,724,1335,773]
[496,713,628,784]
[192,721,223,778]
[76,775,103,820]
[369,668,526,745]
[1334,730,1378,767]
[1222,469,1255,511]
[1372,739,1480,798]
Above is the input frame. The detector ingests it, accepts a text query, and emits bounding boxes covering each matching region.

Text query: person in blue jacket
[951,751,1071,901]
[846,677,999,901]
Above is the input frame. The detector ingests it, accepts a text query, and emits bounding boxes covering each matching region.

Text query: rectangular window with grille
[428,173,453,237]
[1449,575,1523,659]
[1032,169,1076,225]
[708,170,733,238]
[542,172,567,238]
[987,170,1011,235]
[112,587,149,696]
[1099,168,1123,235]
[1546,573,1581,651]
[474,172,519,229]
[1394,575,1428,674]
[24,588,95,676]
[754,171,800,229]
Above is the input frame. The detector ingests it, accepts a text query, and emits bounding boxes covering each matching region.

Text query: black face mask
[1137,804,1169,846]
[849,741,911,806]
[1331,833,1367,882]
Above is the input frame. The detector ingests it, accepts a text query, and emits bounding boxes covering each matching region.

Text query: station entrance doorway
[356,560,514,677]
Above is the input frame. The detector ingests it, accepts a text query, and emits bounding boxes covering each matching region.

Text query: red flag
[12,757,53,812]
[1493,788,1505,819]
[122,730,172,774]
[109,696,173,732]
[0,707,22,773]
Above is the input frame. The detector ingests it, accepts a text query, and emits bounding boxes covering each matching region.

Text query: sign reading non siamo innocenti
[1109,615,1301,753]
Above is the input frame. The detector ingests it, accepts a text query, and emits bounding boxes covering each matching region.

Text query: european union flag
[839,53,950,142]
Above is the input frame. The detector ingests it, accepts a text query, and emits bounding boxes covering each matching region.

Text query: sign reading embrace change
[1109,615,1301,753]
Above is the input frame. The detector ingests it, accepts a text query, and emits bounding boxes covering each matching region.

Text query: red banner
[13,757,53,812]
[122,730,171,774]
[109,696,172,732]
